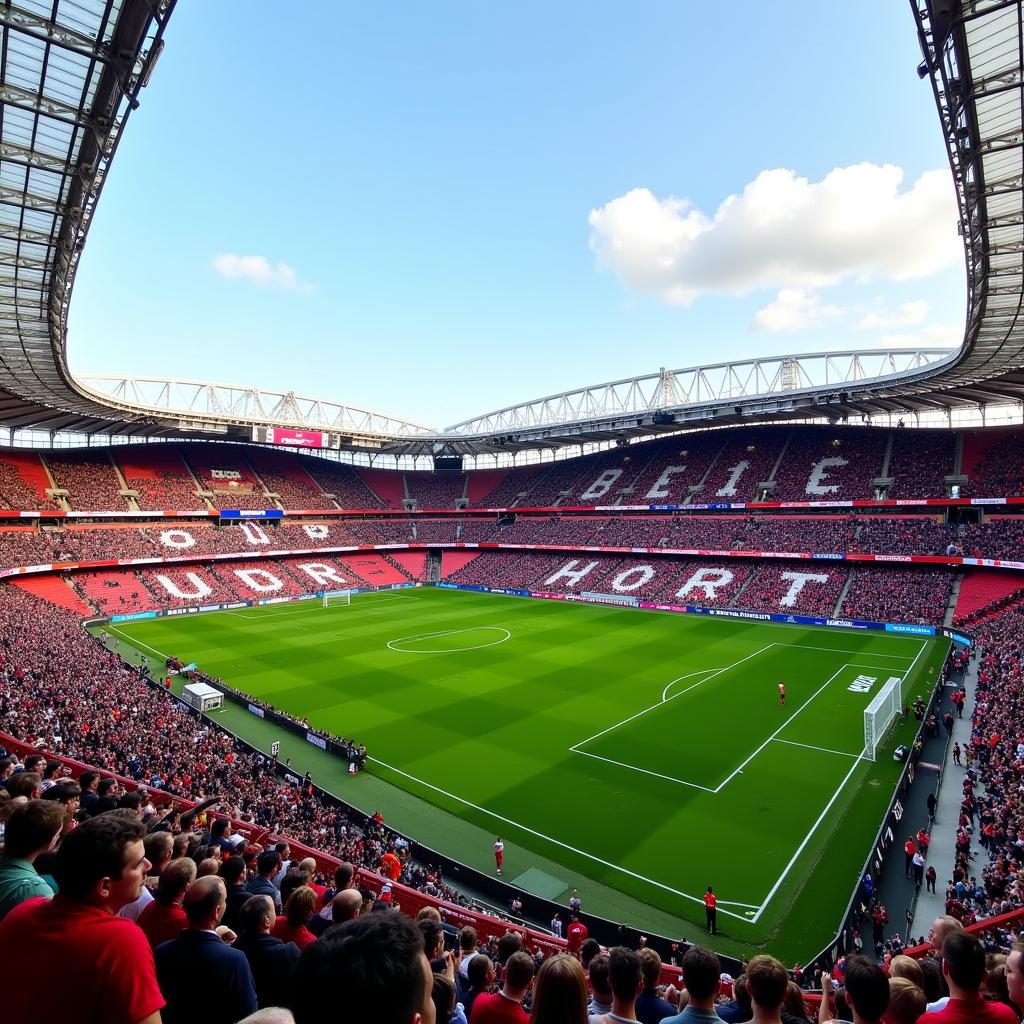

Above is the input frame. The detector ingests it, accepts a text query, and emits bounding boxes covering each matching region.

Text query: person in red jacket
[566,914,588,957]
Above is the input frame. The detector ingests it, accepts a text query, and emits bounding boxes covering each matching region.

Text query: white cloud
[588,164,960,305]
[751,289,845,332]
[212,253,314,292]
[857,301,928,330]
[877,323,962,348]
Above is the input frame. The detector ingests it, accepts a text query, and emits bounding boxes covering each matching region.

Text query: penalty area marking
[387,626,511,654]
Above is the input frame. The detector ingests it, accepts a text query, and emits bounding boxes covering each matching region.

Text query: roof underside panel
[1,1,1024,456]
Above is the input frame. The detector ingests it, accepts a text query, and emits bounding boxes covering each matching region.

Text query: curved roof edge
[1,1,1023,457]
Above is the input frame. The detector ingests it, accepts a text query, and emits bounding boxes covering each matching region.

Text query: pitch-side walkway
[910,654,976,938]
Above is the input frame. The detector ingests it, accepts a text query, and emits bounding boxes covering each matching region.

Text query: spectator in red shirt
[471,949,535,1024]
[381,849,402,881]
[272,884,318,950]
[919,932,1017,1024]
[0,809,164,1024]
[566,914,588,957]
[903,837,917,879]
[138,857,196,948]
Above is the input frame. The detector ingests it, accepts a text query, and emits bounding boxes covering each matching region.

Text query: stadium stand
[694,430,781,502]
[245,447,335,510]
[405,471,467,508]
[962,426,1024,497]
[888,430,957,498]
[180,444,261,498]
[114,445,203,511]
[302,460,384,508]
[45,451,130,512]
[769,427,886,501]
[840,569,959,624]
[0,450,51,509]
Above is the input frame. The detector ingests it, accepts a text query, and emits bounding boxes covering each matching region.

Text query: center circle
[386,626,511,654]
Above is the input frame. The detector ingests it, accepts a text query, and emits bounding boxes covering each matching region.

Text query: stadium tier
[5,423,1024,513]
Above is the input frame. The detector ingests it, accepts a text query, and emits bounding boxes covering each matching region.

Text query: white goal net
[321,589,352,608]
[863,675,904,761]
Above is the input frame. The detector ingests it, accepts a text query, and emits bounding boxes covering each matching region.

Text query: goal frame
[321,589,352,608]
[863,675,904,761]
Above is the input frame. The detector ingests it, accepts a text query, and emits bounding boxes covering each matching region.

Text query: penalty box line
[366,754,756,922]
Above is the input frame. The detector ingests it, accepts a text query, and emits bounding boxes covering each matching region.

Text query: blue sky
[68,1,965,428]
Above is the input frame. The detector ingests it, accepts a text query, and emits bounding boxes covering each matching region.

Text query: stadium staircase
[241,456,278,509]
[359,468,405,508]
[687,435,730,504]
[954,570,1024,623]
[466,469,507,506]
[178,456,214,510]
[944,576,961,626]
[439,550,479,580]
[388,551,427,581]
[832,570,856,618]
[36,453,69,510]
[297,461,339,508]
[10,575,94,617]
[107,453,141,511]
[726,568,756,607]
[425,550,442,581]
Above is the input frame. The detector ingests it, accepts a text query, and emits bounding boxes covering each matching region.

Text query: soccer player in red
[778,681,786,706]
[494,836,504,875]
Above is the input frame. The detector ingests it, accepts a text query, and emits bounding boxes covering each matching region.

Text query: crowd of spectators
[888,432,957,499]
[769,429,887,501]
[0,537,1021,1021]
[116,447,207,511]
[406,473,467,509]
[303,460,385,508]
[840,570,959,625]
[0,458,46,510]
[46,452,131,512]
[737,564,848,616]
[246,450,338,510]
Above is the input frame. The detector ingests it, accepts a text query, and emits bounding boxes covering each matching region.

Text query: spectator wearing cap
[0,809,164,1024]
[155,875,257,1024]
[291,909,435,1024]
[0,799,63,918]
[918,932,1018,1024]
[234,893,301,1009]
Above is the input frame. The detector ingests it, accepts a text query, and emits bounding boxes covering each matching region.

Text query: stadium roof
[1,0,1024,457]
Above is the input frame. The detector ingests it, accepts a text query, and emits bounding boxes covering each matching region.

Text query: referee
[704,886,717,935]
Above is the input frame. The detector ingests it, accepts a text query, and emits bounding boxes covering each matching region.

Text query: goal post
[321,589,352,608]
[863,675,904,761]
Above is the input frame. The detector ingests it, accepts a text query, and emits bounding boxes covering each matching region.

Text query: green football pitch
[102,586,948,959]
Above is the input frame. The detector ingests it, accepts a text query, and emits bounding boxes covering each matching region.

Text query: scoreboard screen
[433,456,464,473]
[252,426,328,448]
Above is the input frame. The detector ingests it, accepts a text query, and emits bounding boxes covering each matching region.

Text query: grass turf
[104,586,948,960]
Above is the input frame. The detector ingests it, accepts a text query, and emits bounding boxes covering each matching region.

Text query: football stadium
[0,2,1023,1023]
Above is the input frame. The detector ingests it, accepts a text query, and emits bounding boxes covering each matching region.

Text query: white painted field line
[772,737,861,759]
[773,642,914,661]
[751,751,864,922]
[712,663,850,793]
[571,645,775,752]
[574,749,718,793]
[661,669,716,702]
[105,626,170,661]
[366,755,753,920]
